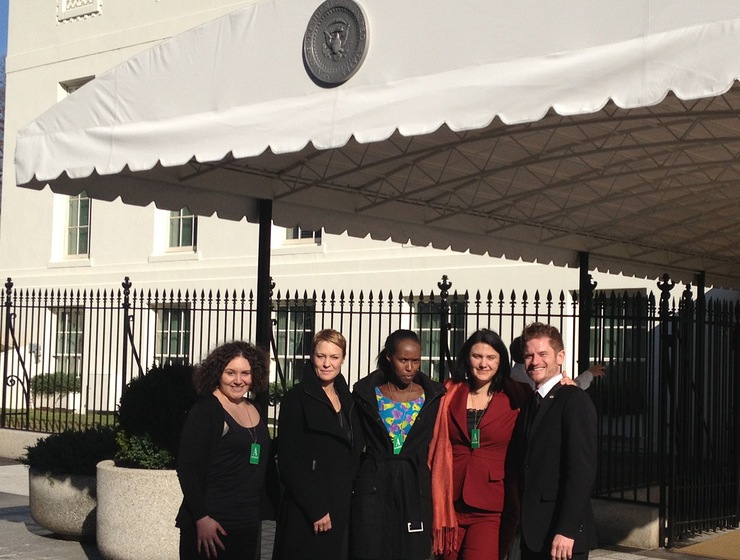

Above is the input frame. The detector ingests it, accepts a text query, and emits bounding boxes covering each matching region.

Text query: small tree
[115,363,198,469]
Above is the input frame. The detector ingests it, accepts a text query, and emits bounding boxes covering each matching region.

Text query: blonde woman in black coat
[273,329,364,560]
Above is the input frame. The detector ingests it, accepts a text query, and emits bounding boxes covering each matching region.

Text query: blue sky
[0,0,8,56]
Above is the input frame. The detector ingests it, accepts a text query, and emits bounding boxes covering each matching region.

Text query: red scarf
[427,379,460,556]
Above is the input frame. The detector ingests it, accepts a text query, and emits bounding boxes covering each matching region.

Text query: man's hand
[559,373,577,386]
[551,533,575,560]
[588,364,606,378]
[313,512,332,535]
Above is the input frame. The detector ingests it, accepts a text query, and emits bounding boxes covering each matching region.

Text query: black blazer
[272,369,363,560]
[513,383,598,555]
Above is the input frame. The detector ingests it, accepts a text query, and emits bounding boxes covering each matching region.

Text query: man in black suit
[515,322,598,560]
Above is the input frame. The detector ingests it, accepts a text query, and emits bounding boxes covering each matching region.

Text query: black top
[206,411,270,524]
[176,394,270,528]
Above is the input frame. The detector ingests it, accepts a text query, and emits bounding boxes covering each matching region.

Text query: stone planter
[96,460,182,560]
[28,468,97,541]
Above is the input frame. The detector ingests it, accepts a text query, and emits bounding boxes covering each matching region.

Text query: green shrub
[268,379,296,405]
[30,372,82,397]
[19,426,117,476]
[114,362,198,469]
[114,431,175,470]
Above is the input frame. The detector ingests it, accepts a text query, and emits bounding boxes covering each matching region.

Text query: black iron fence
[1,274,738,544]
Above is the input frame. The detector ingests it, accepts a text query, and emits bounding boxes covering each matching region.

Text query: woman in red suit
[429,329,531,560]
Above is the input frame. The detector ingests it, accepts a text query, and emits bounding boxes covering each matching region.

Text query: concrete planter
[28,468,97,541]
[96,460,182,560]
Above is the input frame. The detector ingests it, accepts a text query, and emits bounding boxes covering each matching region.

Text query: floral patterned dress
[375,386,425,453]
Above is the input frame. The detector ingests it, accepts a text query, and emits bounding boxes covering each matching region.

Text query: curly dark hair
[451,329,511,394]
[193,341,270,396]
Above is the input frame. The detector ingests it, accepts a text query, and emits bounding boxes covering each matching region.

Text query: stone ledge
[593,497,659,549]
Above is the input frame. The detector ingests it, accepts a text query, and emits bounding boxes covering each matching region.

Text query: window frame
[155,307,192,366]
[66,193,91,258]
[168,208,198,252]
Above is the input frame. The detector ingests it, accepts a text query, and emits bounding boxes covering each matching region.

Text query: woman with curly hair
[176,341,270,560]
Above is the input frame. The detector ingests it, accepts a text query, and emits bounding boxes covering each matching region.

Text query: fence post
[437,275,452,382]
[121,277,132,398]
[693,273,706,457]
[1,278,12,427]
[657,273,675,547]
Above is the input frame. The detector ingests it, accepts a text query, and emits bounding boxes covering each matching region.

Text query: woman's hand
[313,512,333,535]
[196,516,227,559]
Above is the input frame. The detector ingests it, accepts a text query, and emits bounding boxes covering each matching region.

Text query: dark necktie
[534,392,543,410]
[526,393,543,439]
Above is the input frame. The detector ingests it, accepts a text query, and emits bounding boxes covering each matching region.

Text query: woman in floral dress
[351,330,445,560]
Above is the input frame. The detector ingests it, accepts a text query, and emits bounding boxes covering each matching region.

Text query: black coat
[272,370,363,560]
[350,370,445,560]
[512,383,598,557]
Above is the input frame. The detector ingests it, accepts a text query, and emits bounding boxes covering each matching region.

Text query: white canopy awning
[15,0,740,288]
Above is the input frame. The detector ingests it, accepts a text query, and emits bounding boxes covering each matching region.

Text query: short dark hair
[193,341,270,396]
[522,322,564,353]
[376,329,421,377]
[509,336,525,364]
[452,329,511,393]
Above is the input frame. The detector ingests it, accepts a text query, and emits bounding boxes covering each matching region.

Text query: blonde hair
[311,329,347,357]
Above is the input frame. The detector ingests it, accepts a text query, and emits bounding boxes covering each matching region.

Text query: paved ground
[0,456,725,560]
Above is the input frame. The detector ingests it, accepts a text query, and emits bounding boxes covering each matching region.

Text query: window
[67,193,90,257]
[286,226,322,245]
[155,308,191,365]
[415,300,467,380]
[53,307,84,375]
[169,208,197,250]
[275,303,315,382]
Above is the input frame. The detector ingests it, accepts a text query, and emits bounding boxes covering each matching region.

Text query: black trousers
[521,540,589,560]
[179,521,260,560]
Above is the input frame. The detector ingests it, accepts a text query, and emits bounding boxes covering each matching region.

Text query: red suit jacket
[448,384,522,512]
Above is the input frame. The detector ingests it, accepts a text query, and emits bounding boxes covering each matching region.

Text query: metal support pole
[255,199,273,416]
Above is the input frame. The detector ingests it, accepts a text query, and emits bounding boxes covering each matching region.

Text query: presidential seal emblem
[303,0,368,87]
